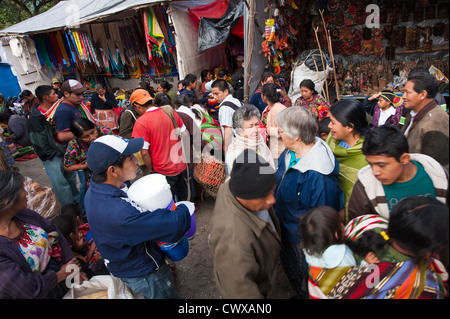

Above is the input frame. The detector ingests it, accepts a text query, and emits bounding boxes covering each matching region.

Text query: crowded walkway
[1,64,448,300]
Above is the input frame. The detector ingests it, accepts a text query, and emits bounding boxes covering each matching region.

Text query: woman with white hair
[273,106,343,298]
[226,104,274,174]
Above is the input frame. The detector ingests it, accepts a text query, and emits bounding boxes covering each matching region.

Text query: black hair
[159,80,173,92]
[91,154,128,183]
[139,81,151,91]
[61,202,83,218]
[329,99,368,136]
[346,230,387,260]
[35,85,54,102]
[362,125,408,161]
[184,74,197,85]
[259,71,274,84]
[0,112,11,124]
[19,90,33,99]
[406,72,438,99]
[138,81,155,98]
[70,117,96,138]
[261,83,281,104]
[181,92,198,105]
[211,79,229,93]
[300,206,344,256]
[173,94,184,108]
[217,69,229,79]
[201,69,210,83]
[388,196,449,263]
[318,117,331,135]
[0,170,25,212]
[153,92,172,107]
[299,79,318,95]
[51,212,78,240]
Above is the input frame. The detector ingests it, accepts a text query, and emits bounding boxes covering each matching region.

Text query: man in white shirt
[211,79,242,153]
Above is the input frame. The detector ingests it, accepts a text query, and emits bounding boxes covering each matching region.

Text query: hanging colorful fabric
[146,7,165,58]
[43,34,58,69]
[49,32,64,65]
[55,31,71,65]
[63,31,77,64]
[70,31,86,61]
[33,35,53,69]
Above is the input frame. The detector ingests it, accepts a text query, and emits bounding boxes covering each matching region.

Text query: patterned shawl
[308,258,448,299]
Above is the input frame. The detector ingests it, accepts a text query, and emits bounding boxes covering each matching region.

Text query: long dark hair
[388,196,449,263]
[329,99,368,136]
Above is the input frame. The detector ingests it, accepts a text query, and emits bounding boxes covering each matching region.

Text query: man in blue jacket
[84,135,191,299]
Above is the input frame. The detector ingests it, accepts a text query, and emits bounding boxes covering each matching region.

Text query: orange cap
[130,89,153,106]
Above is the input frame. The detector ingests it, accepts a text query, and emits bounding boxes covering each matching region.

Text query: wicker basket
[193,154,226,197]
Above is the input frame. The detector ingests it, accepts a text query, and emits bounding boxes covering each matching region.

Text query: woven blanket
[308,258,448,299]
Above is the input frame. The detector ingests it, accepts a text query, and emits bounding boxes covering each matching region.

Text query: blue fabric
[121,263,179,299]
[53,102,83,133]
[41,156,79,206]
[274,149,343,244]
[249,92,267,114]
[84,181,191,278]
[0,63,21,99]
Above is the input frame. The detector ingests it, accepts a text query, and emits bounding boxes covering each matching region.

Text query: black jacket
[28,105,65,161]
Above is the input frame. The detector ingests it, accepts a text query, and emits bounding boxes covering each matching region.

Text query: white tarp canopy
[0,0,168,36]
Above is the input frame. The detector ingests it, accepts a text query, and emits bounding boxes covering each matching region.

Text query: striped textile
[344,214,388,242]
[44,98,96,124]
[308,258,448,299]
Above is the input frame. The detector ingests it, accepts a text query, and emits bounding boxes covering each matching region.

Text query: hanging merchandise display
[141,6,178,76]
[261,0,448,101]
[20,4,179,86]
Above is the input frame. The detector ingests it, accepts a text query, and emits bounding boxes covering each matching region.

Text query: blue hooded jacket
[274,137,344,245]
[84,181,191,278]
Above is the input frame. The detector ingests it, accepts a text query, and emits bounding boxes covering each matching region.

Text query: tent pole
[244,0,255,104]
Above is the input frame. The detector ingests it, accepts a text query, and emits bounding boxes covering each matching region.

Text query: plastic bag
[288,49,333,103]
[197,0,244,52]
[24,177,60,220]
[63,275,145,299]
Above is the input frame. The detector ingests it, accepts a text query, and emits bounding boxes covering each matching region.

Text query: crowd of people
[0,61,449,300]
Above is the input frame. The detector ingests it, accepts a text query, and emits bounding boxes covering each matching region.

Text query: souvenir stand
[254,0,449,105]
[0,0,179,108]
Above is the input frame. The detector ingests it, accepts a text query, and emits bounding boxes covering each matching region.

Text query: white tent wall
[1,37,63,94]
[168,0,229,82]
[169,0,270,99]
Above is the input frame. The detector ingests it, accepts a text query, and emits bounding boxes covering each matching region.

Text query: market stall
[0,0,178,99]
[251,0,449,104]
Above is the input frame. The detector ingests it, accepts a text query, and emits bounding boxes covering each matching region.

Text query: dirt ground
[15,157,221,299]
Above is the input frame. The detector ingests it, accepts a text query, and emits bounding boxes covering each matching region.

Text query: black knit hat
[229,149,277,200]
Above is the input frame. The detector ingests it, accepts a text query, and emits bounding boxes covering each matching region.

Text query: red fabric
[188,0,244,38]
[131,108,186,176]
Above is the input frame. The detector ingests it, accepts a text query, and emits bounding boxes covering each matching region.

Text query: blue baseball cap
[87,135,144,174]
